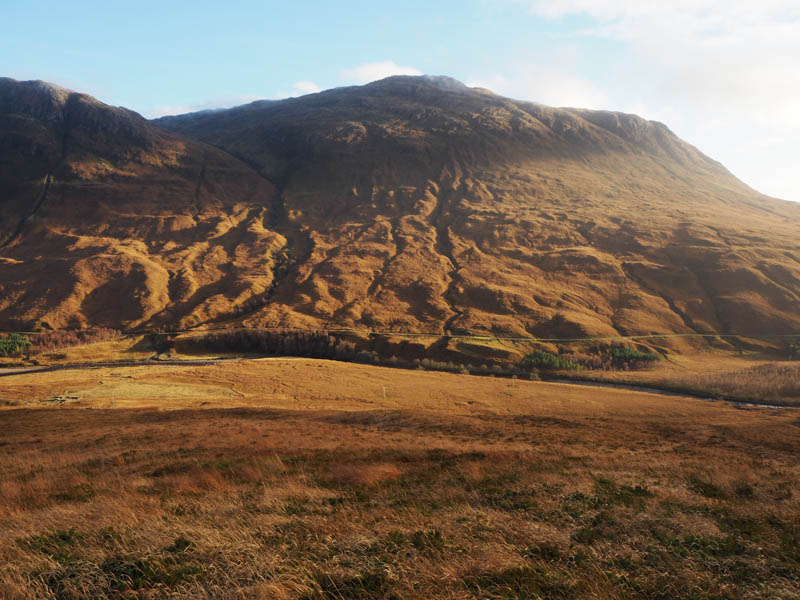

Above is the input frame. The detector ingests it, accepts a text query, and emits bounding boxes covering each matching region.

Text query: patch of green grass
[521,350,581,372]
[664,534,748,558]
[99,526,123,544]
[570,511,618,545]
[19,528,85,563]
[463,565,576,599]
[374,528,445,557]
[733,482,755,499]
[0,332,31,357]
[560,491,603,518]
[688,475,727,499]
[284,496,314,515]
[303,570,401,600]
[410,528,445,553]
[51,483,97,503]
[608,347,660,364]
[24,532,204,598]
[593,477,653,507]
[101,553,203,592]
[492,491,540,512]
[523,543,562,562]
[148,460,195,478]
[100,535,202,593]
[322,496,348,507]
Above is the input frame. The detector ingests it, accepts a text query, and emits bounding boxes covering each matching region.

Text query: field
[1,358,798,599]
[562,351,800,407]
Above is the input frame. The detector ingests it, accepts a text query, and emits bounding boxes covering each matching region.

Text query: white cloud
[340,61,422,84]
[468,67,608,109]
[269,81,322,100]
[149,80,323,116]
[147,94,265,118]
[290,81,321,95]
[500,0,800,200]
[269,80,323,100]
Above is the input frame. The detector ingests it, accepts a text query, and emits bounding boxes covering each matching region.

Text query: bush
[194,329,359,361]
[608,346,660,364]
[149,332,175,355]
[548,345,661,371]
[417,359,465,373]
[521,350,581,372]
[31,328,120,353]
[0,333,31,357]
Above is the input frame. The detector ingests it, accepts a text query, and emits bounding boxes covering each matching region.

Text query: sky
[4,0,799,201]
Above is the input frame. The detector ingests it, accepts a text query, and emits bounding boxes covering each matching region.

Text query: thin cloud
[290,81,321,95]
[497,0,800,200]
[147,94,265,118]
[269,80,323,100]
[340,61,422,84]
[468,67,608,109]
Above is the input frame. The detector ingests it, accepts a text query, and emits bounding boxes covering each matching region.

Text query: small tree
[520,350,581,372]
[0,333,32,357]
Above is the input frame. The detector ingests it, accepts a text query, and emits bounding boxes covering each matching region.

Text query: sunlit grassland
[1,366,798,599]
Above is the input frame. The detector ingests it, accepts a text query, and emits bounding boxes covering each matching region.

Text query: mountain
[2,75,800,340]
[0,77,279,329]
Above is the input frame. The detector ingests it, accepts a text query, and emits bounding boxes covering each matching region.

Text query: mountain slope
[1,75,799,338]
[0,77,281,330]
[155,76,800,337]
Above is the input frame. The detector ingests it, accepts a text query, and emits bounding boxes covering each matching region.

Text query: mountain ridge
[1,75,799,343]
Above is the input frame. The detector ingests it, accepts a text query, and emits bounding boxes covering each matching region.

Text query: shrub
[30,328,120,353]
[149,332,175,354]
[549,345,661,371]
[521,350,581,372]
[194,329,359,361]
[418,359,465,373]
[0,333,31,357]
[608,346,660,365]
[674,362,800,405]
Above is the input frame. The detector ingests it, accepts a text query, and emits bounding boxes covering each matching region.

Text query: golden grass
[570,352,800,406]
[1,358,798,598]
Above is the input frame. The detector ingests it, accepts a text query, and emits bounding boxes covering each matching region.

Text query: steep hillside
[0,78,281,330]
[2,75,799,338]
[156,76,800,337]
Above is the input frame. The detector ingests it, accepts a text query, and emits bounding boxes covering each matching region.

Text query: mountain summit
[1,76,799,338]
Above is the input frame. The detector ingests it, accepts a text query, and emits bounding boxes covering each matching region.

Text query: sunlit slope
[155,75,800,337]
[1,75,799,336]
[0,78,281,329]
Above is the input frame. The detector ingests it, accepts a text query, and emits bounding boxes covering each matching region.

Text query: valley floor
[1,359,798,599]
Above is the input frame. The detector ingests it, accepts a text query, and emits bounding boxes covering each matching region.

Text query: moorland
[1,355,799,599]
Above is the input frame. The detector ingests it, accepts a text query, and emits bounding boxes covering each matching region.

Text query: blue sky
[4,0,799,201]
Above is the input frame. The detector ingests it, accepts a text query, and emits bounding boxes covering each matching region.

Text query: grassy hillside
[0,78,280,331]
[156,76,800,339]
[2,76,800,341]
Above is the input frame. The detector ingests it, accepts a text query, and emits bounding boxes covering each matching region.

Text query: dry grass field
[565,352,800,407]
[1,359,798,599]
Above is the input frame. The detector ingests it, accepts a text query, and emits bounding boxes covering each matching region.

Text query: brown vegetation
[681,362,800,402]
[0,359,798,598]
[30,328,120,354]
[563,352,800,407]
[1,76,799,341]
[644,362,800,406]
